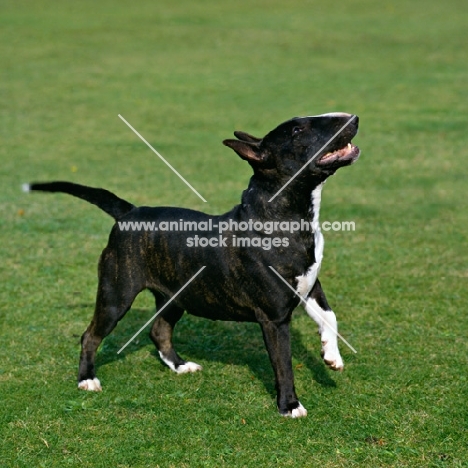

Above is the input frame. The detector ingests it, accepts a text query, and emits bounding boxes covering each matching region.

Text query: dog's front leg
[305,279,344,371]
[259,319,307,418]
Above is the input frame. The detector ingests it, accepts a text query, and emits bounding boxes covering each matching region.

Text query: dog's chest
[295,183,324,298]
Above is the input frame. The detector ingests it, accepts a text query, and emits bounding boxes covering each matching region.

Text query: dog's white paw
[78,378,102,391]
[322,341,344,371]
[291,402,308,418]
[175,361,203,374]
[282,402,308,418]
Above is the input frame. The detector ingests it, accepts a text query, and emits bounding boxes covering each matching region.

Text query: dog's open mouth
[317,142,360,167]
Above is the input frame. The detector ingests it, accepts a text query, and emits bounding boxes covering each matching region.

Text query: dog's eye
[292,126,303,136]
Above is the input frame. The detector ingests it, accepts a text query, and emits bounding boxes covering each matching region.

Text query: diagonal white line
[268,115,356,203]
[117,266,206,354]
[268,266,357,354]
[118,114,207,203]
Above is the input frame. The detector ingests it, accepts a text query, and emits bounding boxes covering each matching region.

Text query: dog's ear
[233,131,262,144]
[223,139,264,164]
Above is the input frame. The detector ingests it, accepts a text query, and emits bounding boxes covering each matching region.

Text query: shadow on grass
[77,306,337,398]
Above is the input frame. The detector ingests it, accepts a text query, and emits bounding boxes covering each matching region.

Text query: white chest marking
[296,183,325,298]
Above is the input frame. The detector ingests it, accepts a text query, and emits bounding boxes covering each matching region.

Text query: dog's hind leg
[149,292,202,374]
[78,248,144,391]
[305,279,344,371]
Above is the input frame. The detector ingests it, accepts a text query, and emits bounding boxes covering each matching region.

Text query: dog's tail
[23,181,135,220]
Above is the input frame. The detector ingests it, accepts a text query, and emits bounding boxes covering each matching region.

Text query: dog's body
[26,113,360,417]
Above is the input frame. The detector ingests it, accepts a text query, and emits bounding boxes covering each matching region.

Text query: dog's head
[223,113,360,185]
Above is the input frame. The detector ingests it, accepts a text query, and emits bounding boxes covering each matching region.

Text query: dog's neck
[309,182,324,231]
[240,173,327,225]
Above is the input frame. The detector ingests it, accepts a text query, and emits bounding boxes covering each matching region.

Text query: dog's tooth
[347,143,352,150]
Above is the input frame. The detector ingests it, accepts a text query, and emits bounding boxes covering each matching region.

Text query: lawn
[1,0,467,466]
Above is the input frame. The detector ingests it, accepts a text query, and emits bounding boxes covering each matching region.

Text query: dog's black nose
[352,115,359,127]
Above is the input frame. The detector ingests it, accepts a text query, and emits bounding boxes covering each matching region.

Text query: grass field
[1,0,467,466]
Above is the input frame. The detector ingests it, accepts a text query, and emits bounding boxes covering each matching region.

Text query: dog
[25,112,360,417]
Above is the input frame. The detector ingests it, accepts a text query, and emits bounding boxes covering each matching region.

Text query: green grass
[1,0,468,466]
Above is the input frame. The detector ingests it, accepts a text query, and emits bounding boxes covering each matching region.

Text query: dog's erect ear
[223,139,264,164]
[233,131,262,144]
